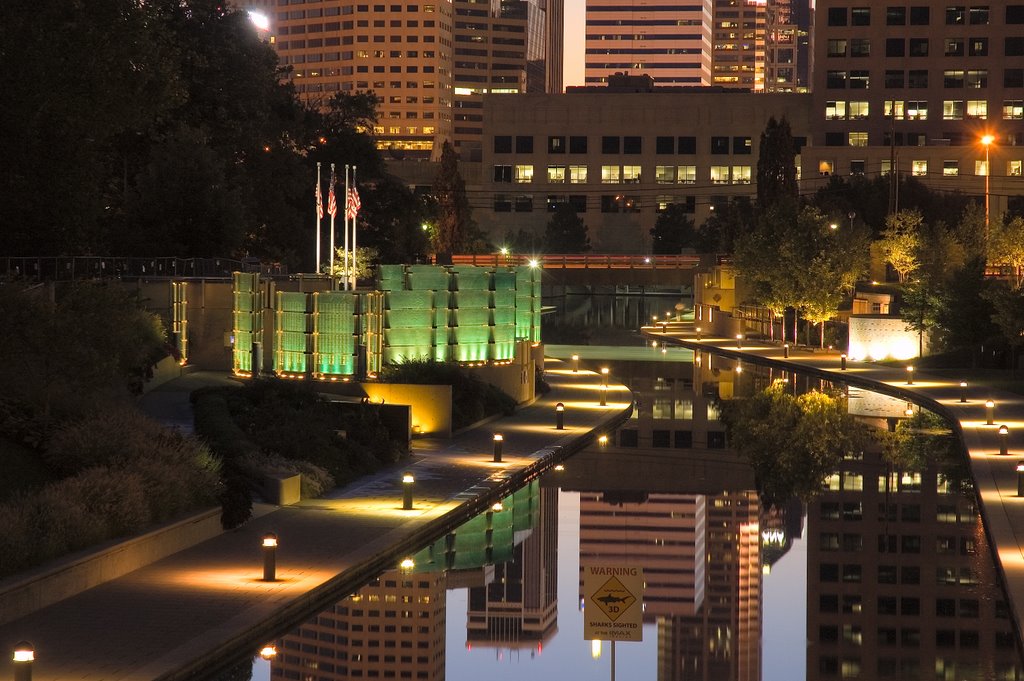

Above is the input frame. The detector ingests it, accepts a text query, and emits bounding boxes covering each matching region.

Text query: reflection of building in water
[759,498,804,572]
[270,568,446,681]
[807,448,1022,679]
[578,490,761,681]
[467,486,559,646]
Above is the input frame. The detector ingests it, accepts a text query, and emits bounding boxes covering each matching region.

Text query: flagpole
[344,164,351,291]
[329,163,337,282]
[351,165,358,290]
[315,162,322,273]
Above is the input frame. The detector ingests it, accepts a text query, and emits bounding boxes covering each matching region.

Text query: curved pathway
[0,362,632,681]
[644,321,1024,644]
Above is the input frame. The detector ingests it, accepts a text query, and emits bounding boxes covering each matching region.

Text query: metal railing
[448,253,702,269]
[0,257,288,281]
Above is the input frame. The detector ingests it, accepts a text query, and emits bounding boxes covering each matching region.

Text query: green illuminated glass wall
[312,291,357,376]
[232,273,261,373]
[409,480,539,572]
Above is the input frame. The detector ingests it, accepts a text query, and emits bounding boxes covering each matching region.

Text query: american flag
[327,170,338,218]
[346,187,361,220]
[315,179,324,220]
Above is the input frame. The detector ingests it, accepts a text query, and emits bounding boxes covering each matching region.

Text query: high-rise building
[711,0,766,90]
[584,0,714,86]
[255,0,561,161]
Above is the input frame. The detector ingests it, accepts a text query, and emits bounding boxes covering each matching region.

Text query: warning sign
[583,565,643,641]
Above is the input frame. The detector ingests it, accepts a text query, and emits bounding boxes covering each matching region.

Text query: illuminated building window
[884,100,904,118]
[825,100,846,119]
[912,160,928,176]
[848,101,869,119]
[842,472,864,491]
[906,100,927,119]
[1009,160,1023,176]
[848,132,868,147]
[942,100,964,120]
[622,165,641,183]
[976,159,989,176]
[1005,100,1024,119]
[601,165,620,183]
[677,165,696,184]
[819,159,835,175]
[966,100,987,118]
[514,164,533,183]
[732,165,751,183]
[655,166,675,183]
[547,165,566,183]
[655,195,674,212]
[569,165,588,183]
[943,160,959,176]
[710,165,730,184]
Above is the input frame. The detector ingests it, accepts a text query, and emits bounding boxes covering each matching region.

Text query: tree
[985,283,1024,372]
[718,382,863,507]
[650,204,697,254]
[355,174,430,265]
[934,257,998,359]
[544,203,591,253]
[430,141,473,256]
[878,210,923,282]
[988,216,1024,290]
[755,116,797,210]
[699,196,754,252]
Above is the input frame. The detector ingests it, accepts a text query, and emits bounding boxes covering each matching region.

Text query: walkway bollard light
[402,472,415,510]
[13,641,33,681]
[999,425,1010,456]
[960,381,969,403]
[555,402,565,430]
[906,366,914,385]
[600,367,610,387]
[736,333,743,349]
[1017,462,1024,496]
[493,433,503,462]
[262,533,278,582]
[987,400,996,426]
[783,343,789,358]
[905,404,915,417]
[840,354,847,370]
[571,354,579,373]
[599,385,608,406]
[695,326,702,341]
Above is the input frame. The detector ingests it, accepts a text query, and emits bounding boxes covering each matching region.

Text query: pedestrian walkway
[643,320,1024,641]
[0,362,632,681]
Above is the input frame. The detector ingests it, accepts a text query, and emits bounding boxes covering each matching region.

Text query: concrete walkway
[642,321,1024,644]
[0,362,632,681]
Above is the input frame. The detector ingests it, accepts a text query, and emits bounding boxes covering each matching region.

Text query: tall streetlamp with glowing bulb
[981,134,995,240]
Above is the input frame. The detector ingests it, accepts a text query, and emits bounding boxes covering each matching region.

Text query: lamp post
[493,433,504,462]
[981,134,994,241]
[999,425,1010,456]
[555,402,565,430]
[601,367,610,386]
[695,326,702,341]
[849,211,856,230]
[906,366,914,385]
[599,385,608,406]
[571,354,579,373]
[402,472,414,510]
[783,343,789,358]
[1017,462,1024,496]
[960,381,968,403]
[986,400,996,425]
[262,533,278,582]
[736,333,743,349]
[840,353,847,370]
[13,641,34,681]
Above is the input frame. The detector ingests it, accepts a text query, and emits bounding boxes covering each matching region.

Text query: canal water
[222,348,1024,681]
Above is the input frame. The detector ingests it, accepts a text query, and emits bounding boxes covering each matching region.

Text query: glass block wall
[232,272,261,374]
[274,291,310,375]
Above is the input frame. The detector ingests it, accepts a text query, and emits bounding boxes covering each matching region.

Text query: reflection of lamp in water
[736,333,743,349]
[905,404,914,417]
[840,353,847,370]
[906,366,914,385]
[696,326,703,341]
[259,644,277,660]
[999,425,1010,456]
[599,385,608,406]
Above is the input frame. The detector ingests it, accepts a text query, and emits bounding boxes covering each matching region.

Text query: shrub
[239,453,335,499]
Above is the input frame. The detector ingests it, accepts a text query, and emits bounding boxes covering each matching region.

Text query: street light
[981,133,994,239]
[848,211,856,230]
[999,424,1010,456]
[261,533,278,582]
[402,472,415,510]
[13,641,34,681]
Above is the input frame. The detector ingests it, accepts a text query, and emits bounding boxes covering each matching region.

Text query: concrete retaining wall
[0,508,221,626]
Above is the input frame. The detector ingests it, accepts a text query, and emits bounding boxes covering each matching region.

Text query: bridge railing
[449,253,702,269]
[0,256,288,281]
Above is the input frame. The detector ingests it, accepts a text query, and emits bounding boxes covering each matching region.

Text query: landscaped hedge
[378,359,517,430]
[193,379,406,527]
[0,406,220,579]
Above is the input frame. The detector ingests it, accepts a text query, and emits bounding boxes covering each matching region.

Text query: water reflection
[218,352,1023,681]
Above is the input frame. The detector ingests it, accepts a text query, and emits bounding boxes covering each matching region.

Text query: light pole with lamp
[981,134,994,241]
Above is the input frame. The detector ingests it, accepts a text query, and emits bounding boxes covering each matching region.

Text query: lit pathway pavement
[0,362,632,681]
[642,321,1024,644]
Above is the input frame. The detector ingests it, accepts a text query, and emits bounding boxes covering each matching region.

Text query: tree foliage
[544,203,591,252]
[650,203,697,254]
[718,382,864,507]
[988,216,1024,290]
[755,117,798,210]
[879,210,923,282]
[430,141,474,255]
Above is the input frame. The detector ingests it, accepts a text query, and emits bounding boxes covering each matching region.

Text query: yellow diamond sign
[583,565,644,641]
[590,576,637,621]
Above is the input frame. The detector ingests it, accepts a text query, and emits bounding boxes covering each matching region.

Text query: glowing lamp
[262,533,278,582]
[906,366,914,385]
[999,425,1010,456]
[555,402,565,430]
[12,642,34,663]
[493,433,504,462]
[960,381,969,403]
[259,645,278,660]
[402,473,415,510]
[986,400,996,426]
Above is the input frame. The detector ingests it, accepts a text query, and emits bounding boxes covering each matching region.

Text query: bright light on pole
[248,10,271,31]
[981,134,994,240]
